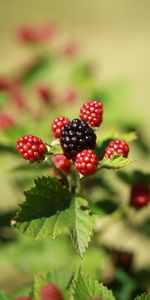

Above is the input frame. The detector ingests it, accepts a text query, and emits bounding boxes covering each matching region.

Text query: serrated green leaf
[16,176,71,223]
[98,155,133,170]
[134,294,150,300]
[62,197,95,256]
[73,270,115,300]
[16,180,94,255]
[33,267,73,300]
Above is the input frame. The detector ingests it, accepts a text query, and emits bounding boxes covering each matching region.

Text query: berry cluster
[16,100,130,177]
[16,135,46,161]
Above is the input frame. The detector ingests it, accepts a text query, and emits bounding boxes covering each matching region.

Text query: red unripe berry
[74,149,99,176]
[104,140,129,159]
[80,100,103,127]
[36,84,53,103]
[61,88,77,104]
[0,113,14,130]
[8,80,26,110]
[52,116,70,138]
[17,24,57,44]
[52,154,71,175]
[63,41,78,58]
[40,283,64,300]
[16,135,46,161]
[15,297,32,300]
[17,26,36,43]
[0,76,8,91]
[130,183,150,209]
[35,24,57,43]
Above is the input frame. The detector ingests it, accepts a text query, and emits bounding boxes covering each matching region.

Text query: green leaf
[73,270,115,300]
[16,176,71,223]
[0,292,11,300]
[16,179,94,256]
[90,199,118,216]
[134,294,150,300]
[33,267,73,300]
[98,155,133,170]
[62,197,95,256]
[16,176,71,239]
[0,144,18,155]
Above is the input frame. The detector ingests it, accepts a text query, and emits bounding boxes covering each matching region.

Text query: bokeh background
[0,0,150,298]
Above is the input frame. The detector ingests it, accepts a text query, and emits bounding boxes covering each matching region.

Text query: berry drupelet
[80,100,103,127]
[60,119,96,159]
[16,135,46,161]
[52,154,71,175]
[40,283,64,300]
[52,116,70,138]
[130,183,150,209]
[104,140,129,159]
[74,149,99,176]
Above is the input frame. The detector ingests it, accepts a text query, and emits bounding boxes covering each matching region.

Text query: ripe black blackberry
[60,119,96,159]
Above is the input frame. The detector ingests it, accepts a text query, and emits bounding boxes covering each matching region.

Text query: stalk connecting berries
[80,100,103,127]
[40,283,64,300]
[74,149,99,176]
[60,119,96,159]
[16,135,46,161]
[130,183,150,209]
[52,116,70,138]
[52,154,71,175]
[104,140,129,159]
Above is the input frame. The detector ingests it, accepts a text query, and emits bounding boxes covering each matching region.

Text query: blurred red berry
[36,84,53,104]
[52,116,70,138]
[130,183,150,209]
[17,26,36,43]
[0,113,14,130]
[63,41,78,58]
[0,76,8,91]
[52,154,71,175]
[40,283,64,300]
[74,149,99,176]
[16,135,46,161]
[61,88,78,104]
[35,24,57,43]
[8,81,26,110]
[104,140,129,159]
[17,24,57,44]
[80,100,103,127]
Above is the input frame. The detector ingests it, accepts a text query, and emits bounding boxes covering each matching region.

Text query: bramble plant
[0,24,150,300]
[0,99,145,300]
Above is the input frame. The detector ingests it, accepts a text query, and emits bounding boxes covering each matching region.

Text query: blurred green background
[0,0,150,297]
